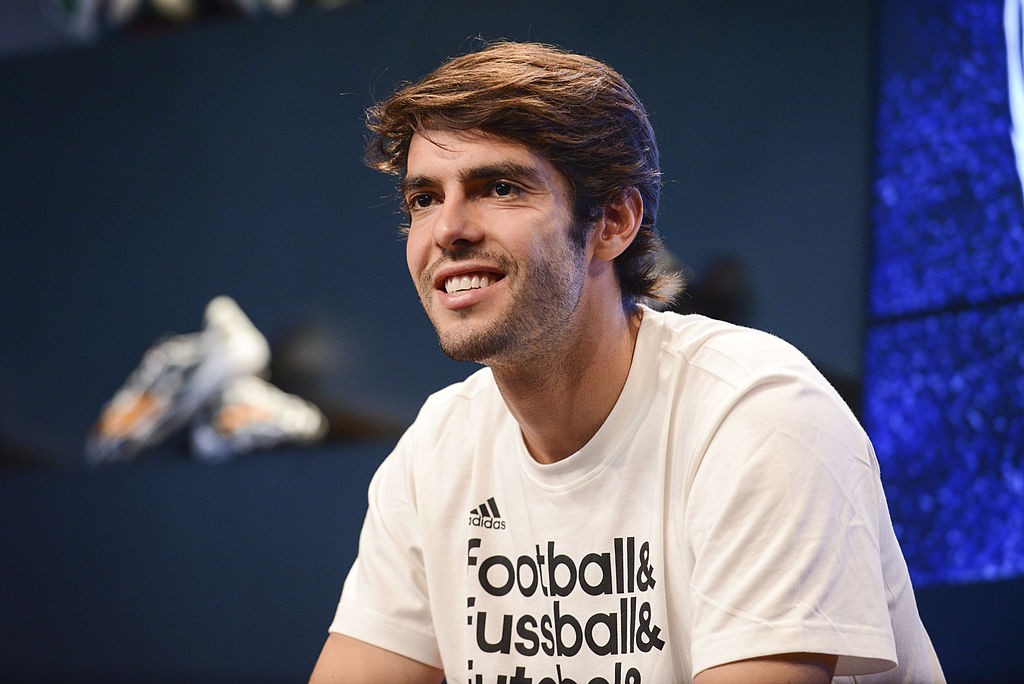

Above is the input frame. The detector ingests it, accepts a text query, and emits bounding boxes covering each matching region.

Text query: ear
[592,187,643,263]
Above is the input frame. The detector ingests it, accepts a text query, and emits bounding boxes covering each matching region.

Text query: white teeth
[444,273,495,294]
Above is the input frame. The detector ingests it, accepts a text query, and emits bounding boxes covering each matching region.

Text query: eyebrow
[401,161,545,195]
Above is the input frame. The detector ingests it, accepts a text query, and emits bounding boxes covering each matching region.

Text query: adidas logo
[468,496,506,529]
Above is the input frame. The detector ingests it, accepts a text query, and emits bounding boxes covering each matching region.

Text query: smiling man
[309,42,944,684]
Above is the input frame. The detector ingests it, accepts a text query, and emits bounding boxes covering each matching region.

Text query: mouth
[442,272,503,294]
[432,262,507,296]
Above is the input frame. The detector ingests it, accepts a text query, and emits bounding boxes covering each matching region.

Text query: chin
[437,334,494,363]
[434,321,508,364]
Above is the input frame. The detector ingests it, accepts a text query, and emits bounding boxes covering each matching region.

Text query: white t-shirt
[331,308,944,683]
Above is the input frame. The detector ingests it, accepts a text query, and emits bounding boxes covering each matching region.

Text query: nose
[432,194,483,252]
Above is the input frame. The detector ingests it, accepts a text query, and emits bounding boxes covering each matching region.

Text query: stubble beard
[419,238,588,368]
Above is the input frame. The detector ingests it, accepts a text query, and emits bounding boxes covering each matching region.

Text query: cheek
[405,227,428,278]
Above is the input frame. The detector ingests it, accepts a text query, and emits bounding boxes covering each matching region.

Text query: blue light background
[865,304,1024,584]
[868,0,1024,585]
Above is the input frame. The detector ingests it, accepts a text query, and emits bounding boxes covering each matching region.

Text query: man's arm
[694,652,838,684]
[308,633,445,684]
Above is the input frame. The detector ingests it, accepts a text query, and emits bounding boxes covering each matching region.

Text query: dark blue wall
[0,445,386,682]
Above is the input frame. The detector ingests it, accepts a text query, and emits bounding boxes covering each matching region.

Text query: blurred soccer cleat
[190,375,328,464]
[86,296,270,465]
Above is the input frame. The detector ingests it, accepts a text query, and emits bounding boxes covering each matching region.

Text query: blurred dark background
[0,1,1019,681]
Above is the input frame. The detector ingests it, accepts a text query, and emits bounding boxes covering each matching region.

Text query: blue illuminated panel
[868,0,1024,585]
[872,0,1024,319]
[865,304,1024,585]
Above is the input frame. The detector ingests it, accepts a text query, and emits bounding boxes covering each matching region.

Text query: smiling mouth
[443,273,503,294]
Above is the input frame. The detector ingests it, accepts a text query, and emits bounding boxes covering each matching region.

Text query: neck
[491,304,642,465]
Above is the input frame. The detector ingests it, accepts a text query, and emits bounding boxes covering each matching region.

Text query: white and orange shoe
[86,296,270,465]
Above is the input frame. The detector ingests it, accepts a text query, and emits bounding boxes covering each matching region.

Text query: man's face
[403,129,589,366]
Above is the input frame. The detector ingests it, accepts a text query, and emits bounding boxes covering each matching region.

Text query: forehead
[405,129,560,180]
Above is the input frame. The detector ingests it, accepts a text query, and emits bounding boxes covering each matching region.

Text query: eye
[492,181,517,197]
[407,193,435,210]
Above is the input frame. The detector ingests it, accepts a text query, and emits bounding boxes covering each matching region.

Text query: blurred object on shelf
[85,295,330,465]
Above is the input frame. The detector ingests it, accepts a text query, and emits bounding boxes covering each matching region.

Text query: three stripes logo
[468,496,506,530]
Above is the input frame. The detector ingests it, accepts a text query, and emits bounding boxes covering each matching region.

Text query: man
[310,42,944,683]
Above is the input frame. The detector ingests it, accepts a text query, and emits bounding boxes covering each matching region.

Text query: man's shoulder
[645,307,803,362]
[642,308,822,389]
[384,367,508,473]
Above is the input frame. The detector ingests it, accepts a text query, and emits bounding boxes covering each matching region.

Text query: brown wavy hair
[365,41,682,311]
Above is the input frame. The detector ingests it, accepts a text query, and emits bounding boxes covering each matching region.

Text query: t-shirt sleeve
[328,427,443,669]
[684,368,899,678]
